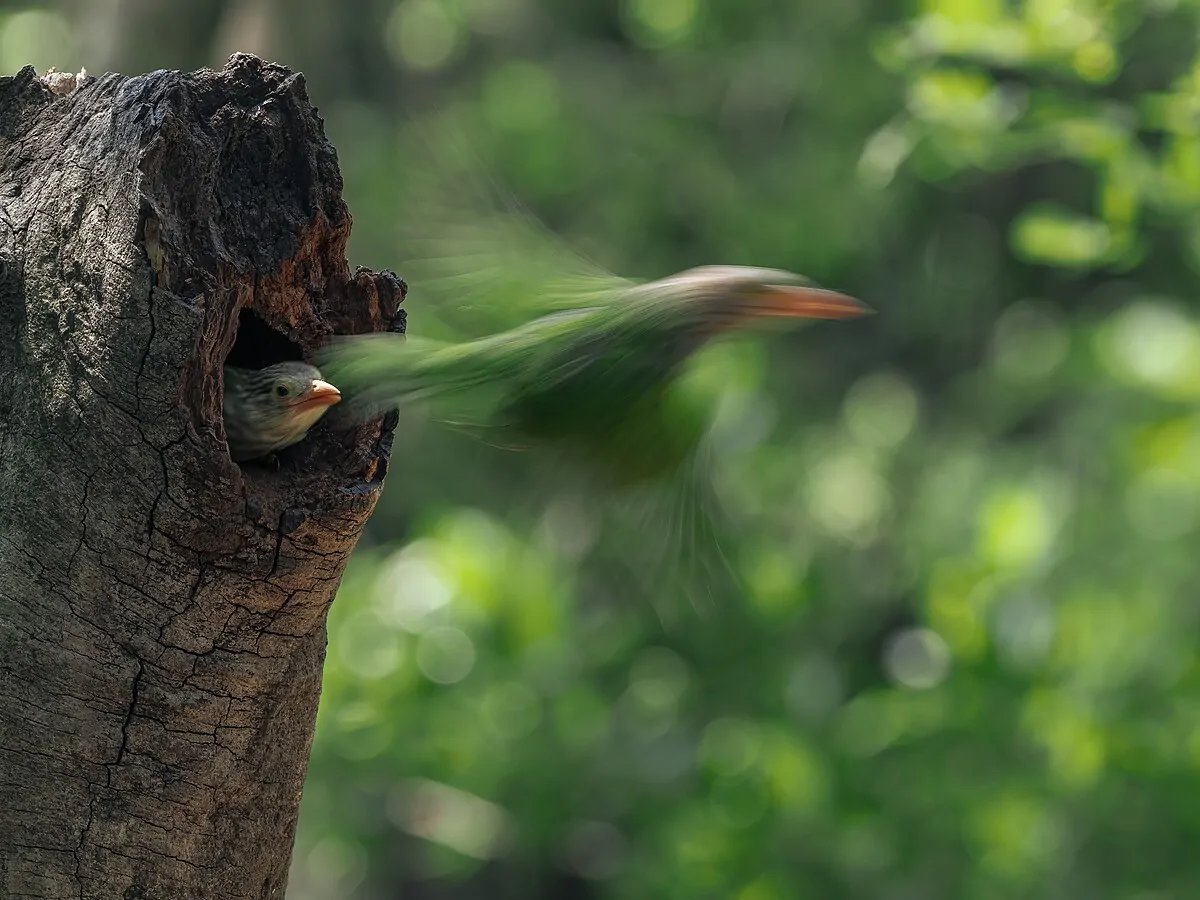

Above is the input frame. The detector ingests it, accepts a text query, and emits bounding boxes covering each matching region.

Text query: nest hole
[222,309,340,472]
[226,309,303,369]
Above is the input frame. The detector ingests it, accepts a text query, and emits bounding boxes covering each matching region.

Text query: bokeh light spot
[538,493,597,561]
[971,792,1062,875]
[388,779,515,859]
[1012,205,1111,266]
[978,483,1064,569]
[416,626,477,684]
[764,733,827,812]
[483,61,560,133]
[375,541,453,632]
[386,0,464,71]
[883,627,952,689]
[907,67,1014,130]
[857,121,914,189]
[700,718,762,777]
[335,610,404,680]
[806,451,891,542]
[1073,41,1116,82]
[836,694,900,758]
[622,0,701,48]
[991,301,1069,382]
[741,545,807,614]
[843,371,919,450]
[302,835,367,899]
[1098,300,1200,396]
[993,595,1055,672]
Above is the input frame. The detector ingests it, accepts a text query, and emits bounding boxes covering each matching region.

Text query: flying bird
[316,265,867,485]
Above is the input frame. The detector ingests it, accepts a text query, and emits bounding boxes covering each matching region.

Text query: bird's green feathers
[312,128,868,611]
[325,119,866,485]
[316,264,865,487]
[388,119,639,336]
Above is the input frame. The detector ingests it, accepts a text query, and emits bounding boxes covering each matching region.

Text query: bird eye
[274,384,289,398]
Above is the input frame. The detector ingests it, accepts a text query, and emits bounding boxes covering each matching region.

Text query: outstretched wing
[393,116,640,335]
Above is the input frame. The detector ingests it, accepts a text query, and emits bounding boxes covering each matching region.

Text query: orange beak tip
[760,285,873,320]
[293,381,343,411]
[845,298,875,317]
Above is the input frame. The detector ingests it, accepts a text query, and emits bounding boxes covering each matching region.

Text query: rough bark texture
[0,55,404,899]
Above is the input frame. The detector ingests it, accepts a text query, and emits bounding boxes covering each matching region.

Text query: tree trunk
[0,54,404,899]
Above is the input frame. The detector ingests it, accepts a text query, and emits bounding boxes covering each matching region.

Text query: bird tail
[588,437,741,622]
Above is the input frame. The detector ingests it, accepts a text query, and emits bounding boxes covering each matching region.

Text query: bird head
[646,265,870,332]
[222,361,342,461]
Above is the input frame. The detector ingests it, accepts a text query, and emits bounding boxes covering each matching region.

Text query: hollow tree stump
[0,54,404,899]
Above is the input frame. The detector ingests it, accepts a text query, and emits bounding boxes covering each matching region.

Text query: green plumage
[316,266,867,484]
[314,135,869,609]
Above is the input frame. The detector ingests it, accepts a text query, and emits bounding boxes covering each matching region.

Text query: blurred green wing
[316,308,608,428]
[394,119,639,334]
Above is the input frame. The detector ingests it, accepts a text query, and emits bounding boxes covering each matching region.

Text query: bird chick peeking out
[222,361,342,462]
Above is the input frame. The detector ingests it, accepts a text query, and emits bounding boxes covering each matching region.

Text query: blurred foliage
[16,0,1200,896]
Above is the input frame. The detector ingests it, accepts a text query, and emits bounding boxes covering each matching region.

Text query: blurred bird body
[317,265,866,484]
[222,361,342,461]
[310,130,870,612]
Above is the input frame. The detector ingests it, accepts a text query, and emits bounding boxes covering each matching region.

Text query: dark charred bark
[0,54,403,899]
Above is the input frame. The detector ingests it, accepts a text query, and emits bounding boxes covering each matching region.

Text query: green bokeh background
[14,0,1200,896]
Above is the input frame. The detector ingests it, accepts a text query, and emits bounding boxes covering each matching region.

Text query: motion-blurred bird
[316,126,869,611]
[316,265,867,485]
[222,361,342,461]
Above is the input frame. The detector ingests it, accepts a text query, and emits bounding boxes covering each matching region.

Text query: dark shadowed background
[12,0,1200,897]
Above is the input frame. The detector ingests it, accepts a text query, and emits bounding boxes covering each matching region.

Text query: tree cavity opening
[226,308,303,370]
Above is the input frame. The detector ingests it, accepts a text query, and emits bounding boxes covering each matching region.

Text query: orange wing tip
[755,285,872,320]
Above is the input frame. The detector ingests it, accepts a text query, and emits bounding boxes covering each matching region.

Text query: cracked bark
[0,55,405,899]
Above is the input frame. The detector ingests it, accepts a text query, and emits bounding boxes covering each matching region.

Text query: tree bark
[0,54,404,899]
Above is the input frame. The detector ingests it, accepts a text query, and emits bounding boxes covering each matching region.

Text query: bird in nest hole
[222,361,342,462]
